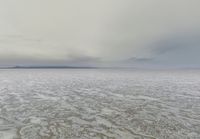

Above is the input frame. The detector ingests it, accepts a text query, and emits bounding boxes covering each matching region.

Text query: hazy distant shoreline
[0,66,200,71]
[0,66,99,69]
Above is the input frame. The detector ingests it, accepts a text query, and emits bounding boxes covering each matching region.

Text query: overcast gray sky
[0,0,200,67]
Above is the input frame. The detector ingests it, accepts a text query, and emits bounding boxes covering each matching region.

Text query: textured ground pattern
[0,69,199,139]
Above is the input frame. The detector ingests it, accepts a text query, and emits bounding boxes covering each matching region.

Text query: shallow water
[0,69,199,139]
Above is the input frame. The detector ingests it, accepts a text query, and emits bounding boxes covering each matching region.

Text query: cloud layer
[0,0,200,67]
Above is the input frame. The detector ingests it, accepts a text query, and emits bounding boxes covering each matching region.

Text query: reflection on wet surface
[0,69,200,139]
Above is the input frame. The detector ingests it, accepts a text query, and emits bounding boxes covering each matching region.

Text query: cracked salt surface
[0,69,200,139]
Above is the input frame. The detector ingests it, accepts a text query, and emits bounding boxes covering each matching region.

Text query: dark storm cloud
[151,32,200,67]
[123,31,200,68]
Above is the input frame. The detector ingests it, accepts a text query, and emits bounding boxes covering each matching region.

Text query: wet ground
[0,69,199,139]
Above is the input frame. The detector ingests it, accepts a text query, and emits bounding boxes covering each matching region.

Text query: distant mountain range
[0,66,99,69]
[0,56,200,69]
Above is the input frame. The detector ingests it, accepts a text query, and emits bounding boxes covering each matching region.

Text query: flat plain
[0,69,199,139]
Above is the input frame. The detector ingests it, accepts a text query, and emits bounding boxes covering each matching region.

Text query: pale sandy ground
[0,69,199,139]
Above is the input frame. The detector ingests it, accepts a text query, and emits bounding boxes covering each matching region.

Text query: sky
[0,0,200,68]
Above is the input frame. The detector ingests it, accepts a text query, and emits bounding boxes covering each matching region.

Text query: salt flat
[0,69,199,139]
